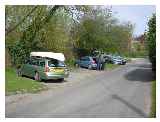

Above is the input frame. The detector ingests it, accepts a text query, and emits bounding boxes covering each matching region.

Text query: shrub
[146,14,156,72]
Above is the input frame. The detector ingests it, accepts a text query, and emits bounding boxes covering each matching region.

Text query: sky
[111,5,156,37]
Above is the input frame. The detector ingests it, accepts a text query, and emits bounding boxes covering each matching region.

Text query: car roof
[85,56,93,58]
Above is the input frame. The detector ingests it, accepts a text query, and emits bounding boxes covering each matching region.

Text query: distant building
[135,34,145,45]
[131,34,146,52]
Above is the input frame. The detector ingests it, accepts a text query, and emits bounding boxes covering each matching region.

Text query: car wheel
[114,62,118,65]
[17,68,22,77]
[88,65,92,70]
[59,78,64,81]
[34,72,41,81]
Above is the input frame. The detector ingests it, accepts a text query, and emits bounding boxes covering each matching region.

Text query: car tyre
[16,68,22,77]
[59,78,64,82]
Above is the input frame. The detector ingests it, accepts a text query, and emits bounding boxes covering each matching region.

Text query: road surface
[6,58,154,118]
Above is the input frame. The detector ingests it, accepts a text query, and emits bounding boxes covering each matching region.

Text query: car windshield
[117,56,122,58]
[113,57,119,60]
[48,59,65,67]
[117,57,122,59]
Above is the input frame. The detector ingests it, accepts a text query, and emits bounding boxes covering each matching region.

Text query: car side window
[86,57,90,61]
[84,57,89,61]
[83,57,87,61]
[80,57,85,61]
[32,61,37,65]
[29,59,39,66]
[39,61,45,67]
[26,59,31,64]
[27,59,33,65]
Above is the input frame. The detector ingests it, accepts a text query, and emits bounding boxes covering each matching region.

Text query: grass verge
[6,68,47,95]
[150,80,156,117]
[105,63,120,70]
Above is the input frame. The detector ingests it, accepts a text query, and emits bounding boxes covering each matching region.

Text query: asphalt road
[5,58,154,118]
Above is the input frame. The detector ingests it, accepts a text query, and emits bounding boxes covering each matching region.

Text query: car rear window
[92,58,97,63]
[48,59,65,67]
[81,57,90,61]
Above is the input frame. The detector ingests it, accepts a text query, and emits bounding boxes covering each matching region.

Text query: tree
[5,5,134,67]
[6,5,89,66]
[146,14,156,71]
[6,6,61,66]
[73,7,133,57]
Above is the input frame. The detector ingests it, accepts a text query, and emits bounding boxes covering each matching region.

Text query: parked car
[20,52,69,81]
[103,54,113,63]
[75,56,97,69]
[111,56,126,65]
[116,56,126,64]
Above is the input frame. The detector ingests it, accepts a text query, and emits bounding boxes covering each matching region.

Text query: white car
[112,56,126,65]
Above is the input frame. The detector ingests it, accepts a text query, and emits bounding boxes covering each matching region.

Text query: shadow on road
[42,79,67,83]
[112,94,148,117]
[137,64,152,69]
[22,75,67,83]
[125,68,154,82]
[129,63,152,69]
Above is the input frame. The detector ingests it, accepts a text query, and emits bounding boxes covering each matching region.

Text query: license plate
[54,69,64,73]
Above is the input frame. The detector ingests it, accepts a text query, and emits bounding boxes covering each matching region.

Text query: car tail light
[45,66,50,72]
[92,60,96,64]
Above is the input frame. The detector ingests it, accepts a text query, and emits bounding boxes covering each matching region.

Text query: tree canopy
[146,14,156,71]
[5,5,134,67]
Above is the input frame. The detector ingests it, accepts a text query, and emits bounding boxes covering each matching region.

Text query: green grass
[105,63,120,70]
[125,57,132,62]
[65,59,78,71]
[150,80,156,117]
[6,68,47,95]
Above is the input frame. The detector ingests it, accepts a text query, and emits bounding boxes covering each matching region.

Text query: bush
[150,81,156,117]
[7,41,30,68]
[146,14,156,72]
[65,58,76,67]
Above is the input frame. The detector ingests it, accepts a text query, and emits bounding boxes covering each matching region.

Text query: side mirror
[25,59,30,63]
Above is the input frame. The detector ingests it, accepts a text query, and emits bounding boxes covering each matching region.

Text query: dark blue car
[75,56,97,69]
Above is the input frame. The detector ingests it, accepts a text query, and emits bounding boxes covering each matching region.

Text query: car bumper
[45,72,69,80]
[122,61,126,64]
[91,64,97,68]
[114,61,122,64]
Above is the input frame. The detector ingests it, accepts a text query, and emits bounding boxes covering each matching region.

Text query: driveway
[5,58,154,118]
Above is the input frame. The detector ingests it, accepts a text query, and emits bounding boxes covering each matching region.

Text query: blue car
[75,56,97,69]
